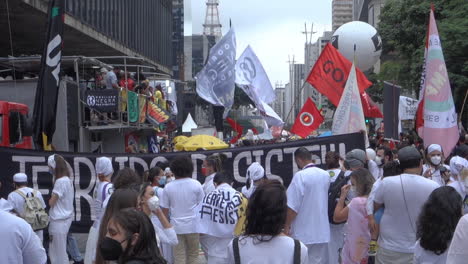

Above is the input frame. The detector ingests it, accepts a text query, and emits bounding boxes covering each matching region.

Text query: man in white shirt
[285,147,330,264]
[374,146,439,264]
[8,172,47,242]
[161,155,204,264]
[367,148,380,180]
[105,67,120,90]
[0,210,47,264]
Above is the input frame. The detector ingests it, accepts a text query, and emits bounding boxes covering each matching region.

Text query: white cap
[428,144,442,154]
[13,173,27,183]
[96,157,113,176]
[48,154,56,169]
[450,156,468,176]
[366,148,376,161]
[247,162,265,181]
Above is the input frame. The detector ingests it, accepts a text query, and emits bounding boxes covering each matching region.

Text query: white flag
[235,46,276,103]
[399,96,418,120]
[195,28,237,118]
[332,62,368,146]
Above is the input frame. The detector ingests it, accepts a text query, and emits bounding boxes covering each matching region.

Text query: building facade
[271,85,286,122]
[332,0,353,31]
[285,63,305,126]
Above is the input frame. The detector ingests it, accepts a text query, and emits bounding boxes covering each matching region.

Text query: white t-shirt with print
[374,173,439,253]
[287,165,330,244]
[0,210,47,264]
[202,173,216,195]
[49,176,74,221]
[227,235,308,264]
[92,181,113,228]
[8,187,46,216]
[160,177,204,234]
[413,240,448,264]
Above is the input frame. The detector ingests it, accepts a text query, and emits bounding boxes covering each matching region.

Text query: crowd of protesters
[0,132,467,264]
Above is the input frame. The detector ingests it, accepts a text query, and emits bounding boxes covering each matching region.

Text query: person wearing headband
[422,144,450,186]
[241,162,267,199]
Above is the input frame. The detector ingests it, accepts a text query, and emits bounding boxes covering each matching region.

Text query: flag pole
[282,81,309,135]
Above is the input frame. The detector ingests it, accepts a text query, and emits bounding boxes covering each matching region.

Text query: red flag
[226,117,243,144]
[291,98,324,138]
[361,92,383,118]
[251,128,259,135]
[306,43,372,106]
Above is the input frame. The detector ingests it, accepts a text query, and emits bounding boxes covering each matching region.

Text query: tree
[378,0,468,118]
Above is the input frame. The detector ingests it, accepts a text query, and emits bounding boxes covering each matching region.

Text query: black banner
[85,89,119,112]
[0,133,364,232]
[384,81,401,140]
[33,0,65,148]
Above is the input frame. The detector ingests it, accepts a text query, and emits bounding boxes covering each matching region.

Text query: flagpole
[282,81,309,134]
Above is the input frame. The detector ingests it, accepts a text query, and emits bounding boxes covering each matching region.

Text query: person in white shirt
[228,180,308,264]
[447,154,468,214]
[202,154,225,195]
[413,186,462,264]
[241,162,267,199]
[47,154,74,264]
[367,148,380,180]
[8,172,47,242]
[325,151,345,264]
[0,181,13,212]
[447,214,468,263]
[285,147,330,264]
[84,157,114,264]
[105,67,120,90]
[373,146,439,264]
[375,146,393,179]
[422,144,450,186]
[160,155,204,264]
[0,210,47,264]
[148,166,166,198]
[197,172,246,264]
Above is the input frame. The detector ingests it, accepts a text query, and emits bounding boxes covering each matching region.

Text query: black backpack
[327,171,349,224]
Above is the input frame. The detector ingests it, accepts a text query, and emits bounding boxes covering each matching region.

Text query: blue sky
[188,0,333,86]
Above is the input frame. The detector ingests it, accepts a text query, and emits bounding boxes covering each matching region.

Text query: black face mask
[99,237,126,261]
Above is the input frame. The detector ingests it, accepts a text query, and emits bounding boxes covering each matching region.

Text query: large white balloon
[331,21,382,71]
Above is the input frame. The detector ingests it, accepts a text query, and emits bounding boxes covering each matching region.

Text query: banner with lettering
[0,133,364,232]
[85,89,119,112]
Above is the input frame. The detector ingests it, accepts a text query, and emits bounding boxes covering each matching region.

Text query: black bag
[327,171,349,224]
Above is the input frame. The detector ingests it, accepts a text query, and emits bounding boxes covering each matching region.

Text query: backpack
[232,237,301,264]
[327,171,349,224]
[15,190,49,231]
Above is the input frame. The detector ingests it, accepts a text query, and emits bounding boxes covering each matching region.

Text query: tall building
[353,0,387,27]
[332,0,353,31]
[272,84,286,122]
[172,0,185,80]
[203,0,222,41]
[285,63,305,126]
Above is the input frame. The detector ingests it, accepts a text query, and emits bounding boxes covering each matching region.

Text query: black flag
[383,81,401,140]
[33,0,65,150]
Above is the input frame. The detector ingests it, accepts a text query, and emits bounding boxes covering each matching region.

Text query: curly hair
[244,180,287,242]
[416,186,462,255]
[350,168,375,196]
[382,160,401,177]
[111,208,167,264]
[113,167,142,190]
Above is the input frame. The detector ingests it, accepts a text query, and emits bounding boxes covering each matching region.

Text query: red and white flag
[420,7,458,156]
[291,98,324,138]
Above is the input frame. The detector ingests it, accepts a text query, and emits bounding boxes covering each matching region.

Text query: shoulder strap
[293,239,301,264]
[233,237,241,264]
[337,170,345,179]
[14,189,27,200]
[101,182,111,202]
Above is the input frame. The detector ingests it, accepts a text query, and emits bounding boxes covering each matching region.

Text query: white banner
[399,96,418,120]
[195,28,237,118]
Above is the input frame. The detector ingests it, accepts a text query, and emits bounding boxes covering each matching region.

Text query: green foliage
[378,0,468,113]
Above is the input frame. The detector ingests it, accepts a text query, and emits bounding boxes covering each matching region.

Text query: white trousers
[306,243,329,264]
[84,225,99,264]
[207,256,229,264]
[328,224,344,264]
[48,218,72,264]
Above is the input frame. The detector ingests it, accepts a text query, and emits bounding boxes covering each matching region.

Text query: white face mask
[430,155,442,165]
[147,196,160,211]
[375,156,383,166]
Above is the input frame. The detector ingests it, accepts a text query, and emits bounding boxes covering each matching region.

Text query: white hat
[47,154,56,169]
[450,156,468,176]
[96,157,113,176]
[366,148,376,161]
[247,162,265,181]
[428,144,442,154]
[13,173,27,183]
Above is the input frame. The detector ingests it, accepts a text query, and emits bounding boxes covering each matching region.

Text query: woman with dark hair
[138,183,177,263]
[334,168,375,264]
[47,154,74,264]
[99,208,167,264]
[227,180,308,263]
[95,188,139,264]
[147,167,166,198]
[413,186,462,263]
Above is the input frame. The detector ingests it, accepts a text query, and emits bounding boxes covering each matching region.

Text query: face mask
[201,167,208,176]
[375,156,383,166]
[430,156,441,165]
[147,196,160,211]
[158,176,167,186]
[99,237,125,261]
[350,186,357,193]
